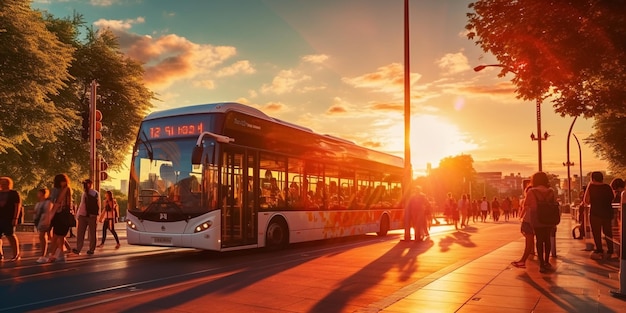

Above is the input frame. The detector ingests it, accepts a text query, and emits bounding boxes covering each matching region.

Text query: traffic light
[99,157,108,181]
[94,110,103,141]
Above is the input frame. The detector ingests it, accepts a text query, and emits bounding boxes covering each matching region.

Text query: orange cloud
[370,102,403,112]
[436,51,470,75]
[343,63,421,94]
[460,82,516,95]
[261,69,312,94]
[361,141,382,148]
[94,18,237,88]
[326,105,348,114]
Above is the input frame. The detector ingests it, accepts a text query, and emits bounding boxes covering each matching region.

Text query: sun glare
[383,115,478,172]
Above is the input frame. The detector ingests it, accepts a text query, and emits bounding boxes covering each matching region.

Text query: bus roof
[145,102,404,168]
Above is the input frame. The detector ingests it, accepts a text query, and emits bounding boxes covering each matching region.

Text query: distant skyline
[33,0,608,183]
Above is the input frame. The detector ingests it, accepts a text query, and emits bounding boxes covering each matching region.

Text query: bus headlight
[127,220,137,230]
[194,221,212,233]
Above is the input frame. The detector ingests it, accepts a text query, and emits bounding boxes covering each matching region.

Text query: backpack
[532,189,561,226]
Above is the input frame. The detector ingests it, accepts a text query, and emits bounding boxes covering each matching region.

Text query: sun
[382,114,478,173]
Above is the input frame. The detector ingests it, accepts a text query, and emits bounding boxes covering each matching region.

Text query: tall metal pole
[564,116,578,204]
[403,0,413,240]
[573,133,583,193]
[536,98,543,172]
[89,80,98,185]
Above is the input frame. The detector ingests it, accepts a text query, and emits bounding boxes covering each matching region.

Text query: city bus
[126,102,405,251]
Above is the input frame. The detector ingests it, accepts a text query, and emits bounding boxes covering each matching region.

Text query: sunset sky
[33,0,608,182]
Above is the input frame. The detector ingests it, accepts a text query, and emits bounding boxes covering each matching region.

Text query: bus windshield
[129,137,212,220]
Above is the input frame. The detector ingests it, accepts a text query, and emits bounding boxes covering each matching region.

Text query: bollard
[584,204,595,251]
[610,198,625,298]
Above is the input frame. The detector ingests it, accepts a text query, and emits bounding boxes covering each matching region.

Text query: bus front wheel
[266,218,289,249]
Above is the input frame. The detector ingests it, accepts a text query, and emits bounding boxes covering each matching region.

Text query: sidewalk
[1,222,128,260]
[376,216,625,312]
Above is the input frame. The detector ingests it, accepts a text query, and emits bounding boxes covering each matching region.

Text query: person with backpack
[583,171,615,258]
[526,171,560,273]
[72,179,100,256]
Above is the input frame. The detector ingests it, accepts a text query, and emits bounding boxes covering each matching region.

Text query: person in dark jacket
[584,171,615,258]
[525,172,557,273]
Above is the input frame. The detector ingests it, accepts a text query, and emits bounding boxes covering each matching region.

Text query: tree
[586,115,626,176]
[466,1,626,118]
[0,5,153,194]
[425,155,476,205]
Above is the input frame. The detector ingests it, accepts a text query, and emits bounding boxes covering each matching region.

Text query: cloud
[343,63,421,95]
[325,97,353,115]
[436,51,470,75]
[361,141,382,148]
[370,102,403,112]
[261,69,311,94]
[302,54,329,64]
[94,18,238,88]
[91,0,120,6]
[94,17,145,30]
[215,60,256,77]
[263,102,287,113]
[460,82,516,95]
[193,80,215,90]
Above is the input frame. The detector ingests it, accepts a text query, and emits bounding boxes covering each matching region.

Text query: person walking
[584,171,615,258]
[406,186,429,241]
[98,191,120,249]
[511,195,520,218]
[480,196,489,222]
[491,197,501,222]
[511,185,535,268]
[0,177,22,262]
[502,196,512,222]
[526,172,558,273]
[457,194,470,228]
[33,188,54,263]
[73,179,100,256]
[46,174,73,263]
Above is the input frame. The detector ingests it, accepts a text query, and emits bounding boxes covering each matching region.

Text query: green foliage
[419,155,476,206]
[0,3,154,194]
[467,0,626,118]
[586,115,626,176]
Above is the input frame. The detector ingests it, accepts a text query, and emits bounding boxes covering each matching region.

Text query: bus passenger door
[221,149,258,247]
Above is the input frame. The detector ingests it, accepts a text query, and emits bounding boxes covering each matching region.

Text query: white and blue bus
[126,102,404,251]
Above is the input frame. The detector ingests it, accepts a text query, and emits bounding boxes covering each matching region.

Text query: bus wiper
[139,131,154,161]
[142,196,189,223]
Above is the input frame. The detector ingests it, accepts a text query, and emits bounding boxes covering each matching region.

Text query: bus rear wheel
[266,218,288,249]
[377,214,390,236]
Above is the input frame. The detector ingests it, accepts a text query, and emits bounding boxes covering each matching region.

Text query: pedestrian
[491,197,500,222]
[445,193,459,229]
[583,171,615,258]
[73,179,100,255]
[610,178,624,203]
[406,186,429,241]
[502,196,512,221]
[457,194,470,228]
[471,199,479,223]
[511,185,535,268]
[98,190,120,249]
[0,177,22,262]
[480,196,489,222]
[33,188,54,263]
[511,195,520,218]
[46,174,74,263]
[526,171,558,273]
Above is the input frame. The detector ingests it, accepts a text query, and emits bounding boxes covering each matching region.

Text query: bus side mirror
[191,145,204,165]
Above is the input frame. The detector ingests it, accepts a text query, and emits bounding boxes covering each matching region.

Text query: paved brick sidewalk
[374,216,624,313]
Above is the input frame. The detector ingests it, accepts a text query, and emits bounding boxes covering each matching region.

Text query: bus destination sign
[149,122,204,139]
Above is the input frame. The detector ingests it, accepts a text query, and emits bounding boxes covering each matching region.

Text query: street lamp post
[403,0,413,241]
[474,64,548,172]
[573,133,583,194]
[563,116,578,205]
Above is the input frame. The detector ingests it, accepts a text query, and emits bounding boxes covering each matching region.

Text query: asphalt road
[0,221,522,313]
